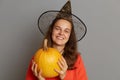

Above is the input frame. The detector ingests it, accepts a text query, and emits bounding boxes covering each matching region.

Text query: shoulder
[76,52,82,62]
[74,52,83,68]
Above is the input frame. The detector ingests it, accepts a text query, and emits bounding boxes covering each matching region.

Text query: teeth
[57,36,64,40]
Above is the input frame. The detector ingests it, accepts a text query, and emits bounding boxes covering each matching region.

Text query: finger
[61,57,68,68]
[34,64,38,76]
[58,57,67,69]
[38,70,45,80]
[58,59,64,70]
[59,58,68,72]
[54,68,64,75]
[59,57,67,68]
[39,69,42,75]
[38,70,42,78]
[59,58,64,66]
[31,60,35,71]
[61,56,67,65]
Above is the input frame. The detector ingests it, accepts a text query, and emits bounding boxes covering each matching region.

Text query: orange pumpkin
[34,39,62,78]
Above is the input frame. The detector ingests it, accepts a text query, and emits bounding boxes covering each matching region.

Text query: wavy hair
[43,17,78,70]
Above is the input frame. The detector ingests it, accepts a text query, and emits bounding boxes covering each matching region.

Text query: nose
[59,30,64,35]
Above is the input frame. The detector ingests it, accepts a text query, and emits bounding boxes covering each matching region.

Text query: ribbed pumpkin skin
[34,48,61,78]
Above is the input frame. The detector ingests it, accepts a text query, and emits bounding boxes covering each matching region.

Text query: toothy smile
[57,36,64,40]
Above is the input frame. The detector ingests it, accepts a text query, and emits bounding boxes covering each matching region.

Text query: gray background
[0,0,120,80]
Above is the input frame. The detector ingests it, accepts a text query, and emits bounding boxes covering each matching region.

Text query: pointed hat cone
[60,0,71,14]
[56,0,72,19]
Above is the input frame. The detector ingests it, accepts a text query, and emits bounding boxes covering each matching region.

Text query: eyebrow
[54,25,71,31]
[65,28,71,31]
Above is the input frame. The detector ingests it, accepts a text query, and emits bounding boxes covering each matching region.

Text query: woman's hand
[54,56,68,80]
[31,60,45,80]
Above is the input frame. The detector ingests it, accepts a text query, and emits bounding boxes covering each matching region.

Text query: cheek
[65,33,71,39]
[52,30,56,36]
[52,30,57,39]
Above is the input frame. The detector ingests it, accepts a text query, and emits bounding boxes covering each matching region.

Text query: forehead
[54,19,72,29]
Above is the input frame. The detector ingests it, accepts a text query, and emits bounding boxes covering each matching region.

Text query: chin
[56,44,65,46]
[55,41,65,46]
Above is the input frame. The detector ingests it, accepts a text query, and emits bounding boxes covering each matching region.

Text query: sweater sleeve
[25,58,37,80]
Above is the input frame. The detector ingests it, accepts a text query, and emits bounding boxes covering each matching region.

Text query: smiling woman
[52,19,72,48]
[26,0,88,80]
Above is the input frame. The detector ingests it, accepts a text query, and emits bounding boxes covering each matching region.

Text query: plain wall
[0,0,120,80]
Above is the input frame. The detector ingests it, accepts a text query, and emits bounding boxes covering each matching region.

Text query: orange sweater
[26,54,88,80]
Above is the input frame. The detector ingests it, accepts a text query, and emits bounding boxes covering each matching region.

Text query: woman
[26,0,88,80]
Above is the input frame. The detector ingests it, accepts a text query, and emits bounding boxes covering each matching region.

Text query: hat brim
[38,10,87,42]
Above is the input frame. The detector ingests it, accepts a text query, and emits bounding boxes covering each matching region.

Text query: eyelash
[54,27,70,33]
[55,27,60,30]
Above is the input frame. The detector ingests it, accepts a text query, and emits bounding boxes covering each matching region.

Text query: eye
[65,29,70,33]
[54,26,60,30]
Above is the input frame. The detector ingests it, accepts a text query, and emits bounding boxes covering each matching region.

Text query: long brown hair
[43,17,78,70]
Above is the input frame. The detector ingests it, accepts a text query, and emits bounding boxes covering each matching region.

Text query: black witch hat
[38,0,87,42]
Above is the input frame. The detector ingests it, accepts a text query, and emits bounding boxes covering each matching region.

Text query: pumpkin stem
[43,39,48,51]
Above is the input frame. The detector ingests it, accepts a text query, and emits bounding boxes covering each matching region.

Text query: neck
[52,45,65,54]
